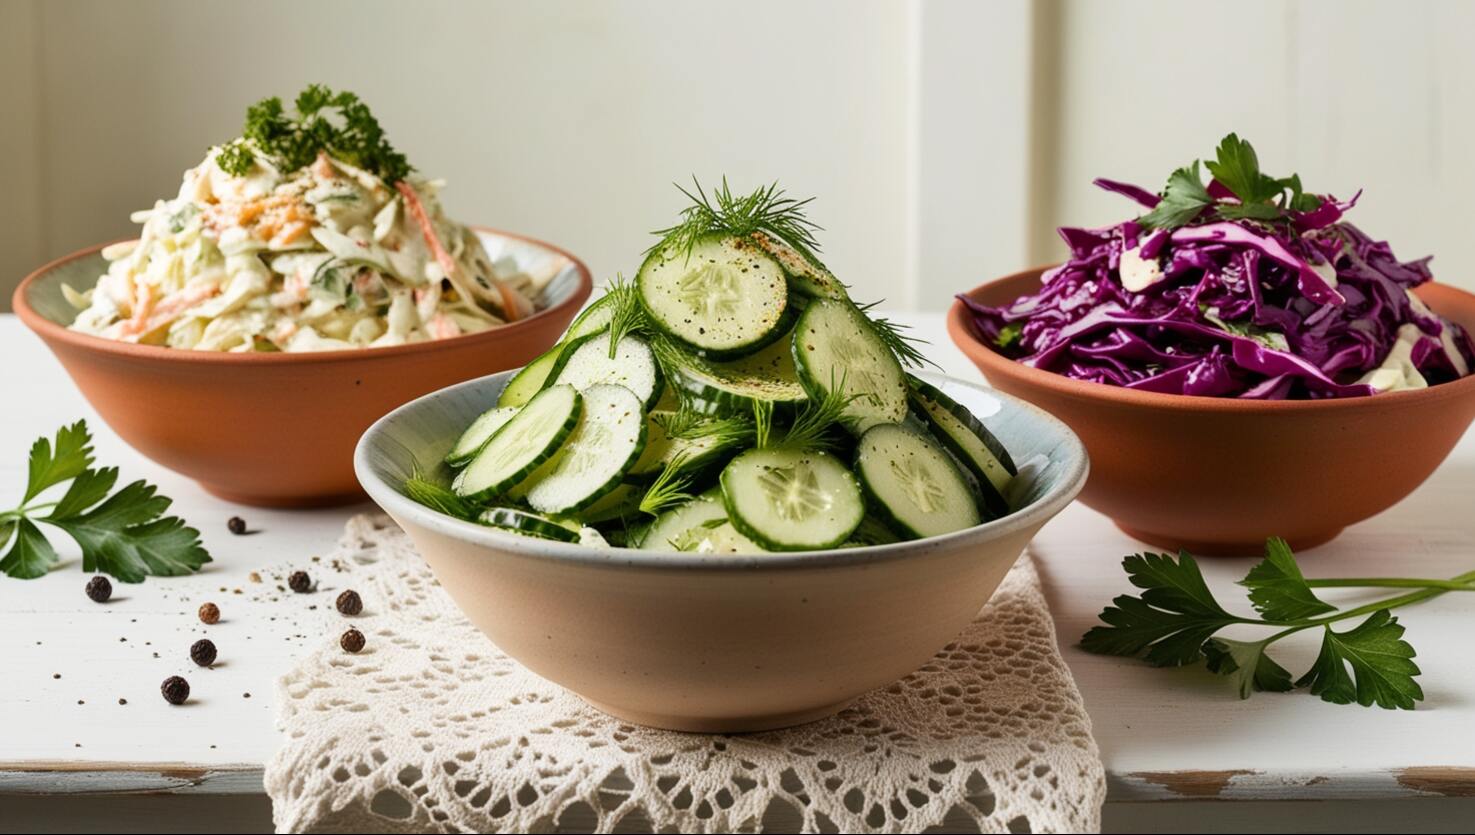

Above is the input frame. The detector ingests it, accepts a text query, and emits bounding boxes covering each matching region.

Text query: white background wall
[2,0,1472,312]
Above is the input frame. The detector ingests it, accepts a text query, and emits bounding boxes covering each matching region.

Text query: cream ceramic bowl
[355,370,1088,732]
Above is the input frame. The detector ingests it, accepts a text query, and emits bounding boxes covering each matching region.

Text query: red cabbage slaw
[961,179,1475,399]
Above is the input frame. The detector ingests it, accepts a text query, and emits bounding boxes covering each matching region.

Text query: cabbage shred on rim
[960,134,1475,399]
[64,85,546,353]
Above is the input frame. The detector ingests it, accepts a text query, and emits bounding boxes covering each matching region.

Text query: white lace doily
[264,515,1105,833]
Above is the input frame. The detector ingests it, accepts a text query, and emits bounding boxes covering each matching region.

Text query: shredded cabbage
[962,170,1475,399]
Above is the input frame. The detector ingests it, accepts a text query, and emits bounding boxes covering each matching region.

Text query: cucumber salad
[407,181,1018,552]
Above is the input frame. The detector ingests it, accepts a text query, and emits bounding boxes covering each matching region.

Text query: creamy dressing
[1357,323,1430,392]
[1117,244,1165,292]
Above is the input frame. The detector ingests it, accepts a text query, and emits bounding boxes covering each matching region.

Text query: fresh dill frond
[751,400,775,449]
[638,455,695,517]
[654,406,753,447]
[650,178,824,262]
[404,470,474,520]
[775,383,856,452]
[855,301,935,369]
[601,275,647,357]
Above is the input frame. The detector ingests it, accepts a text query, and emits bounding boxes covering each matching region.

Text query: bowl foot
[1114,521,1345,556]
[200,482,368,509]
[578,696,857,733]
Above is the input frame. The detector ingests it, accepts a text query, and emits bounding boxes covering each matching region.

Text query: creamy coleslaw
[65,147,544,352]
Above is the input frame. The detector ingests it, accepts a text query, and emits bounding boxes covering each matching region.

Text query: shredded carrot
[396,180,529,322]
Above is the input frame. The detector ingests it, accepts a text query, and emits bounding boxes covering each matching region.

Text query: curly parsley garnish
[214,84,412,184]
[0,422,211,583]
[1082,538,1475,709]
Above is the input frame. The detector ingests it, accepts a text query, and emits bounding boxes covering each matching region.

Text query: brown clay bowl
[14,229,592,507]
[949,267,1475,555]
[356,369,1088,732]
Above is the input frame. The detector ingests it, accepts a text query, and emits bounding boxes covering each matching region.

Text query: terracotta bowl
[949,267,1475,555]
[14,229,592,507]
[355,369,1088,732]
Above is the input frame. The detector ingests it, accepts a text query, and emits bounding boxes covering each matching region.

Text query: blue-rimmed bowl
[355,370,1088,732]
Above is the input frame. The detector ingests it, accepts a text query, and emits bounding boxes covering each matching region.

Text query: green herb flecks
[1083,537,1475,709]
[215,84,412,184]
[0,422,211,583]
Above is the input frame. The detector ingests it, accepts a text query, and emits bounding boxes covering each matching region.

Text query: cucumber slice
[689,521,766,554]
[750,231,848,300]
[793,299,908,433]
[637,233,789,357]
[522,384,648,514]
[637,490,730,551]
[578,481,643,524]
[444,406,518,467]
[453,385,582,501]
[842,516,903,547]
[627,412,746,482]
[566,292,618,340]
[663,334,808,415]
[719,448,864,551]
[477,507,582,543]
[853,423,980,539]
[908,376,1016,519]
[548,331,663,410]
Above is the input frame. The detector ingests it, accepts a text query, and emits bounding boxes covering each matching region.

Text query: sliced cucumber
[908,376,1016,519]
[627,412,746,482]
[793,299,908,433]
[843,516,903,548]
[719,447,863,551]
[854,423,980,539]
[548,331,663,410]
[750,231,848,300]
[579,481,643,524]
[688,521,766,554]
[477,507,581,543]
[499,333,599,408]
[444,406,518,467]
[453,385,582,501]
[522,384,648,514]
[662,334,808,415]
[566,292,618,340]
[637,489,728,551]
[637,233,789,357]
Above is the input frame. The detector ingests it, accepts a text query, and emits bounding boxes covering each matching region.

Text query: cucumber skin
[523,386,650,515]
[906,378,1014,519]
[549,332,667,412]
[791,299,909,433]
[455,387,583,502]
[659,334,808,418]
[750,231,849,301]
[497,346,563,408]
[635,234,792,360]
[478,507,581,543]
[851,424,977,541]
[718,450,862,552]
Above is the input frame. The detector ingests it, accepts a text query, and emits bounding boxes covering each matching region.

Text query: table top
[2,312,1473,805]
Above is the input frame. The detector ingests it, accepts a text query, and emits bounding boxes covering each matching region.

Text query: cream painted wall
[3,0,1473,313]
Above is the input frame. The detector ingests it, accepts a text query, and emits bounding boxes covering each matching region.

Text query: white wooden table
[2,312,1472,833]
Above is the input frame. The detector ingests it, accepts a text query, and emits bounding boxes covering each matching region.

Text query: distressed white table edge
[3,312,1473,814]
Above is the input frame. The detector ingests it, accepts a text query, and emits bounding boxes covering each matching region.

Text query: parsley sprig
[1138,134,1323,230]
[215,84,412,184]
[0,422,211,583]
[1082,538,1475,709]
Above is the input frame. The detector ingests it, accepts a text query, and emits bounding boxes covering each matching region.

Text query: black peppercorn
[336,589,363,616]
[198,602,221,624]
[190,639,217,667]
[227,516,247,535]
[340,628,365,654]
[85,575,112,603]
[288,571,312,593]
[160,676,190,705]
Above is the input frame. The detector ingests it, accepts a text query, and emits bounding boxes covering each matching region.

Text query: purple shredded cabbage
[960,181,1475,399]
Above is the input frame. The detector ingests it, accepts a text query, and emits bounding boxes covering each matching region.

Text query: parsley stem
[1263,569,1475,643]
[1306,577,1475,592]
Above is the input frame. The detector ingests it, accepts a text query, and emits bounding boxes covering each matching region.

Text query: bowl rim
[12,226,594,366]
[354,369,1090,573]
[948,265,1475,414]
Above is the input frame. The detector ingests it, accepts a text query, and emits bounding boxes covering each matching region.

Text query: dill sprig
[855,300,934,369]
[774,377,856,453]
[601,275,648,357]
[638,454,695,517]
[650,178,824,262]
[404,470,474,520]
[750,400,775,449]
